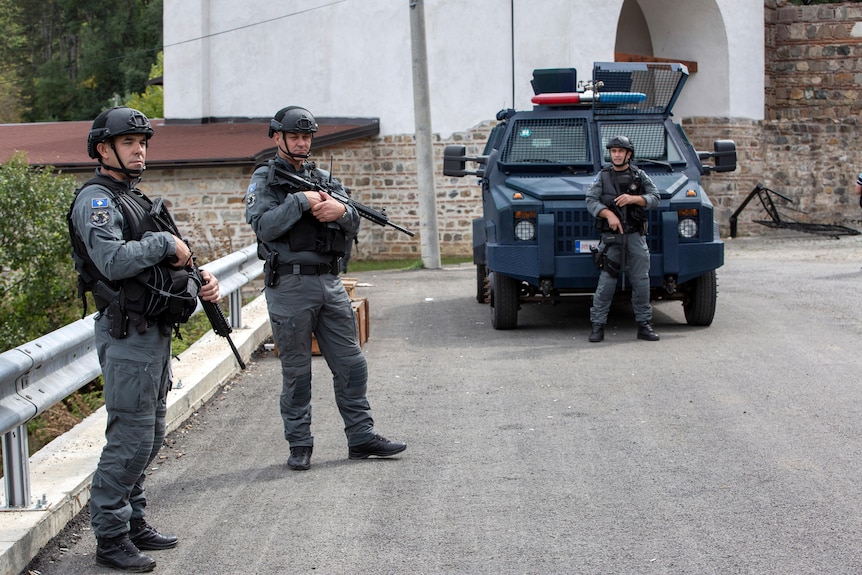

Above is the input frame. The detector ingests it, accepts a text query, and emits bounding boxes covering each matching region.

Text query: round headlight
[678,218,698,239]
[514,219,536,241]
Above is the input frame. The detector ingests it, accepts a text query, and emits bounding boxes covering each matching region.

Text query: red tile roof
[0,117,379,172]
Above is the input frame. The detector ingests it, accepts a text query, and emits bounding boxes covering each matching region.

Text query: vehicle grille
[548,208,665,255]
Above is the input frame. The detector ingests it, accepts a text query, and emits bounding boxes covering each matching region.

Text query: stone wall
[136,166,255,261]
[131,126,496,264]
[751,0,862,233]
[765,0,862,121]
[681,117,766,230]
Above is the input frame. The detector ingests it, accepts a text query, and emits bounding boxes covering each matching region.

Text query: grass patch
[345,256,472,273]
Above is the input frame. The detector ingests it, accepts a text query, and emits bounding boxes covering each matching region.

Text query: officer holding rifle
[68,107,221,572]
[586,135,660,343]
[245,106,406,472]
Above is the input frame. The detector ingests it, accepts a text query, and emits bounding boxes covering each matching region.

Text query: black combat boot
[637,321,660,341]
[349,435,407,459]
[588,324,605,343]
[96,533,156,572]
[129,518,178,550]
[288,446,313,470]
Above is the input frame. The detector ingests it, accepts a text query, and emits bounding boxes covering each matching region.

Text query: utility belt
[264,250,339,288]
[94,281,159,338]
[278,262,339,275]
[92,267,198,339]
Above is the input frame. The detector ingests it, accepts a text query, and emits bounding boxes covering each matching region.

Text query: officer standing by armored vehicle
[245,106,406,472]
[586,135,660,343]
[68,107,221,572]
[444,62,736,331]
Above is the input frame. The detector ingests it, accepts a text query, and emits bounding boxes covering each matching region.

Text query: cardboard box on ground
[272,277,369,356]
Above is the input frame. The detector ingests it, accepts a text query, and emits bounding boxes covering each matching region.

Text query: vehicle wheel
[476,263,489,303]
[490,271,519,329]
[683,270,717,326]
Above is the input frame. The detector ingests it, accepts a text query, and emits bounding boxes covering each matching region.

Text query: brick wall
[132,1,862,260]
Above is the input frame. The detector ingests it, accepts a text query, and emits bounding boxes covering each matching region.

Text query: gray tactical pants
[266,273,375,448]
[590,232,653,325]
[90,314,171,539]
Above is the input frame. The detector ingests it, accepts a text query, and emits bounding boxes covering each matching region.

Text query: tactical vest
[263,160,348,257]
[67,174,197,336]
[596,166,648,235]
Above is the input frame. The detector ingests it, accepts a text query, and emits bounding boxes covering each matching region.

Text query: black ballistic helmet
[87,107,154,159]
[605,135,634,153]
[269,106,318,138]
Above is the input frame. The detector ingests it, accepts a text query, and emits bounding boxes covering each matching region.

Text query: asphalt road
[24,233,862,575]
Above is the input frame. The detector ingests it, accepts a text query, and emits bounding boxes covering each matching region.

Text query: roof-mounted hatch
[592,61,688,117]
[530,62,688,117]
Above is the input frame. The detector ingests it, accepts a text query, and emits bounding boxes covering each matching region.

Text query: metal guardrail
[0,243,263,509]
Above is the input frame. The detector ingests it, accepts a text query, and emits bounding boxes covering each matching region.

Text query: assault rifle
[150,198,247,370]
[267,163,415,237]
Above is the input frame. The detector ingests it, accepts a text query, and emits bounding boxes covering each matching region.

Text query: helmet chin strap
[612,151,632,168]
[99,141,145,179]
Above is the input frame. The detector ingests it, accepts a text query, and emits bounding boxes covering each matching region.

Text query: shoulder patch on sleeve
[91,197,110,208]
[90,210,111,227]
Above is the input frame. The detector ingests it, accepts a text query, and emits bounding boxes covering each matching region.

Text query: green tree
[0,153,80,351]
[4,0,163,122]
[124,50,164,118]
[0,0,25,122]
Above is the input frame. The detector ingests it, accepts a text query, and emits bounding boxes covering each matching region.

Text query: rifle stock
[267,164,415,237]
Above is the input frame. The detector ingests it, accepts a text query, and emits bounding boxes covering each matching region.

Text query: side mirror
[443,144,486,177]
[698,139,737,174]
[443,145,468,177]
[712,139,737,173]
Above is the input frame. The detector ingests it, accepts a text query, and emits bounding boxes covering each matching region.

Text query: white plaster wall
[720,0,766,120]
[638,0,730,118]
[164,0,208,117]
[164,0,763,136]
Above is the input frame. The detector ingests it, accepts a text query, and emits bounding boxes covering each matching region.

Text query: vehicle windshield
[498,118,684,167]
[599,122,685,164]
[500,117,591,165]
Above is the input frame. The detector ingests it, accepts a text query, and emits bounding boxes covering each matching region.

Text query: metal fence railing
[0,243,263,509]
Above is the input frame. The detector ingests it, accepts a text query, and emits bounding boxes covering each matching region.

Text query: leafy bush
[0,153,80,352]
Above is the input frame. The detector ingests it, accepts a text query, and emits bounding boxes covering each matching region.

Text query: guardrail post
[229,290,242,329]
[2,425,31,508]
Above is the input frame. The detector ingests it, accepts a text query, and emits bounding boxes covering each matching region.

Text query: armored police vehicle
[444,62,737,329]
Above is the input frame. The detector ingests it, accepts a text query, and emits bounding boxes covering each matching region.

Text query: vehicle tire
[490,271,519,329]
[476,263,489,303]
[683,270,717,326]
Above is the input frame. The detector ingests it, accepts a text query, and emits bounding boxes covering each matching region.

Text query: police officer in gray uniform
[586,135,660,343]
[245,106,406,471]
[68,107,221,572]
